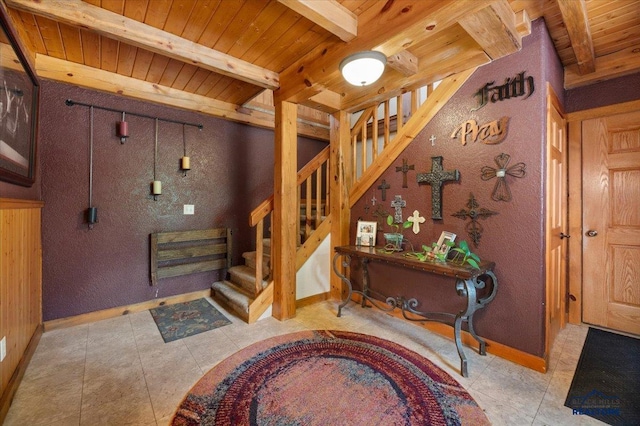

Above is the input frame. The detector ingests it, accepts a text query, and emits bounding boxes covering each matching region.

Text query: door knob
[585,230,598,237]
[560,233,570,239]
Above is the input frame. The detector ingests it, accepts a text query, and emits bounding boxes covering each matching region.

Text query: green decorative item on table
[404,239,481,269]
[381,215,412,252]
[449,240,481,269]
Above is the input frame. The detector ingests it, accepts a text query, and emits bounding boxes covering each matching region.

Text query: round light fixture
[339,51,387,86]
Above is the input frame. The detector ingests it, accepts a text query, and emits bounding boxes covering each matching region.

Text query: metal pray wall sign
[451,116,509,145]
[471,71,535,111]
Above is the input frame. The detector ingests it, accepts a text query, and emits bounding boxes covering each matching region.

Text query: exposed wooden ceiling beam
[6,0,280,90]
[556,0,595,75]
[565,46,640,89]
[35,54,327,140]
[276,0,496,104]
[387,50,418,76]
[458,0,521,60]
[277,0,357,42]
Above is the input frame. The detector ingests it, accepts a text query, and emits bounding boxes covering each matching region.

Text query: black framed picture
[0,6,39,187]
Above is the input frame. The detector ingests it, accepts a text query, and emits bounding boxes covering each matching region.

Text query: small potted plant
[382,215,411,252]
[449,240,481,269]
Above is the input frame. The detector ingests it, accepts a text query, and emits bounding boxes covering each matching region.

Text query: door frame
[565,99,640,324]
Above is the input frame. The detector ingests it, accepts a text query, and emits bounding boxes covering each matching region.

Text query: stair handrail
[247,145,330,297]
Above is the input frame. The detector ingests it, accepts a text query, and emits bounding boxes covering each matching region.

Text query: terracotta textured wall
[39,80,326,321]
[349,20,559,357]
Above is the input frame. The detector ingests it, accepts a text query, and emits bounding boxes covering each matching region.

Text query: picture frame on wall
[356,220,377,247]
[434,231,456,257]
[0,7,39,187]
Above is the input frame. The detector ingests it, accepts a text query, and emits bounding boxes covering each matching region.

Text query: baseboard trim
[0,324,43,424]
[350,294,547,373]
[296,292,329,309]
[44,289,212,331]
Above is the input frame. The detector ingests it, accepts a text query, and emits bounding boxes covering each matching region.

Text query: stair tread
[212,280,251,315]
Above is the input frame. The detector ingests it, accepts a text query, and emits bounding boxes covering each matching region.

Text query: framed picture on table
[434,231,456,257]
[0,7,39,187]
[356,221,377,247]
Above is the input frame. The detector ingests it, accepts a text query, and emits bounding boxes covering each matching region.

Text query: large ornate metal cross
[395,158,415,188]
[416,156,460,220]
[391,195,406,223]
[377,179,390,201]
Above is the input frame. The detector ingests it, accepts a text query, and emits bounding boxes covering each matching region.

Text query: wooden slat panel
[164,0,195,35]
[34,15,64,58]
[156,228,228,243]
[0,200,42,410]
[157,243,228,262]
[157,259,227,279]
[58,23,83,63]
[180,0,221,42]
[80,28,100,68]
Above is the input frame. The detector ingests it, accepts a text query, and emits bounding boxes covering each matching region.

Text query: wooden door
[545,89,567,355]
[583,110,640,335]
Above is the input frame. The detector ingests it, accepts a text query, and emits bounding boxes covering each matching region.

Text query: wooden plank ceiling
[3,0,639,138]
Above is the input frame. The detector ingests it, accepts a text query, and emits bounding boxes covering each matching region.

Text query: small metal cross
[429,135,436,146]
[391,195,406,223]
[451,193,498,247]
[395,158,415,188]
[416,156,460,220]
[377,179,391,201]
[371,195,377,206]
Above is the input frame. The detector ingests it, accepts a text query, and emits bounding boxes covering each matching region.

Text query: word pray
[450,116,509,145]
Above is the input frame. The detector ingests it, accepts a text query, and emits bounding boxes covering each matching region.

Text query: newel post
[272,97,298,320]
[329,110,351,301]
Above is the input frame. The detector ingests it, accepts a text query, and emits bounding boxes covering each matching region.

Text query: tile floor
[4,298,605,426]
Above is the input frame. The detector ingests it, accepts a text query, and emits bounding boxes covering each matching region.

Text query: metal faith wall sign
[451,193,498,247]
[450,116,509,145]
[417,156,460,220]
[395,158,415,188]
[471,71,535,111]
[481,153,526,202]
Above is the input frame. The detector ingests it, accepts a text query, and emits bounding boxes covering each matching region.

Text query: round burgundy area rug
[172,330,490,425]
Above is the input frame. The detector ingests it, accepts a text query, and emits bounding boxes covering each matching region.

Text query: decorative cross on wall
[395,158,415,188]
[429,135,436,146]
[481,153,526,202]
[378,179,391,201]
[391,195,406,223]
[451,193,498,247]
[407,210,425,234]
[373,206,389,230]
[416,156,460,220]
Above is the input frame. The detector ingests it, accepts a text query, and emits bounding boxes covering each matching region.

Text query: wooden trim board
[349,293,547,373]
[44,289,212,331]
[0,325,43,425]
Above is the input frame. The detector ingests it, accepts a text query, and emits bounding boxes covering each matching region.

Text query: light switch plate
[184,204,194,215]
[0,336,6,362]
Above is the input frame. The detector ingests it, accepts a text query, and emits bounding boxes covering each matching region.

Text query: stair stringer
[348,68,477,207]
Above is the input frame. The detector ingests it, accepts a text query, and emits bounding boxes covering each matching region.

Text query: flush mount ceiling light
[339,51,387,86]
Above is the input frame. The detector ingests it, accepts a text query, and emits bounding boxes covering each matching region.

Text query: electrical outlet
[0,336,6,362]
[183,204,194,215]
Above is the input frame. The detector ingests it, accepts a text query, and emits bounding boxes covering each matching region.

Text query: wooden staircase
[212,239,274,323]
[211,70,475,323]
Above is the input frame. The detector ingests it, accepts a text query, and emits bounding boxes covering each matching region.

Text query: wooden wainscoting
[0,198,44,423]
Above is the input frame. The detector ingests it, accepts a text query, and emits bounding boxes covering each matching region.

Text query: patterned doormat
[565,327,640,425]
[150,298,231,343]
[172,330,490,425]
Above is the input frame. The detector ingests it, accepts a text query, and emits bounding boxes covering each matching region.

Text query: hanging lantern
[116,111,129,144]
[152,118,161,201]
[86,106,98,229]
[181,124,190,176]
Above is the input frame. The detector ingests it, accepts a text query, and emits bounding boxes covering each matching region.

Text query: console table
[332,245,498,377]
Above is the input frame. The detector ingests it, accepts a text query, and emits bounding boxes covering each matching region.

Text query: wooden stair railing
[349,69,476,205]
[244,146,331,319]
